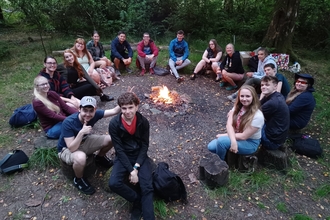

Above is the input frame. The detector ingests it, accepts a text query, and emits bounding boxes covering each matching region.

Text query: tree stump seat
[60,154,96,180]
[257,145,289,171]
[199,152,229,188]
[225,151,258,172]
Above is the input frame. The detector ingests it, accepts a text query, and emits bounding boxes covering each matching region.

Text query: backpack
[0,150,29,174]
[9,104,37,127]
[289,134,323,159]
[152,162,188,204]
[248,55,258,72]
[153,66,170,76]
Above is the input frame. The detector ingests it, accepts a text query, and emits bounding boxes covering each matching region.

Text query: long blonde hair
[33,76,60,114]
[232,85,261,132]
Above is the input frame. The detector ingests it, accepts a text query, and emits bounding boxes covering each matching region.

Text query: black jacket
[109,112,149,172]
[220,51,245,74]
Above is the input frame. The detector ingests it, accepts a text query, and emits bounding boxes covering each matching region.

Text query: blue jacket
[169,38,189,62]
[110,37,133,60]
[253,55,277,79]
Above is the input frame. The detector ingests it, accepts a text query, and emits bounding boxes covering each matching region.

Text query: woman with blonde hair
[190,39,222,80]
[71,38,106,88]
[207,85,264,160]
[56,49,114,101]
[32,76,77,139]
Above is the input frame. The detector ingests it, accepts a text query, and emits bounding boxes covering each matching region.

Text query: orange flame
[155,85,173,104]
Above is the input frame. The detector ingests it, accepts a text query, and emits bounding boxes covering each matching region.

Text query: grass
[314,184,330,198]
[276,202,288,213]
[28,147,60,170]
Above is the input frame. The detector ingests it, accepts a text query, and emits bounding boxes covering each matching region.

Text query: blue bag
[9,104,37,127]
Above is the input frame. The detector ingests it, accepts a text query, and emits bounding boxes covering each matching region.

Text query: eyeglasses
[38,83,49,87]
[296,80,308,85]
[46,62,57,65]
[209,43,214,45]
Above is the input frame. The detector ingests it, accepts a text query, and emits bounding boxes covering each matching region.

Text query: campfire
[150,85,174,104]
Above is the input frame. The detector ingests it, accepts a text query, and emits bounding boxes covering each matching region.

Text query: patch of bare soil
[0,72,329,219]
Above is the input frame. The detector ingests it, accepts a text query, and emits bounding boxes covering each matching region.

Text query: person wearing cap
[108,92,155,220]
[57,96,120,195]
[286,73,316,130]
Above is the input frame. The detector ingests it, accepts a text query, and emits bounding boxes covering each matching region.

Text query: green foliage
[314,184,330,198]
[0,41,10,60]
[291,214,313,220]
[276,202,288,213]
[154,199,168,218]
[28,147,60,170]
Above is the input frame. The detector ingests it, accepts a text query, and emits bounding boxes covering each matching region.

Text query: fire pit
[144,85,191,115]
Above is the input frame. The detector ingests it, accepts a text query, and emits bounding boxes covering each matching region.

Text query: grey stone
[33,136,58,149]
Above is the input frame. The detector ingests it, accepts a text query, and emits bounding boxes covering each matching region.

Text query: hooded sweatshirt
[253,55,277,79]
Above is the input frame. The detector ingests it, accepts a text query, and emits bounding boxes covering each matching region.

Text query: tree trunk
[0,6,4,22]
[223,0,234,13]
[262,0,300,56]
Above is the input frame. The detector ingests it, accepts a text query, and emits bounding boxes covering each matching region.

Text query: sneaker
[130,201,142,220]
[219,81,226,87]
[95,155,113,168]
[149,68,154,75]
[226,85,238,91]
[140,69,145,76]
[227,93,237,101]
[100,94,114,102]
[176,76,184,83]
[115,69,121,76]
[126,67,133,73]
[73,177,95,195]
[190,73,196,80]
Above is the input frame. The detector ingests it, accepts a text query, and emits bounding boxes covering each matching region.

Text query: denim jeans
[208,135,260,160]
[45,122,62,139]
[109,156,155,220]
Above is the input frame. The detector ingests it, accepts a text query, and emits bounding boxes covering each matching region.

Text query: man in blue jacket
[260,76,290,150]
[110,31,133,75]
[168,30,191,83]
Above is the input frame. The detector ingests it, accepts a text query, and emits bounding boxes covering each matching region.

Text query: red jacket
[137,39,159,57]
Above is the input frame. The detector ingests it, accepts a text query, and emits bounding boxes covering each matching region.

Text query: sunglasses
[296,80,308,85]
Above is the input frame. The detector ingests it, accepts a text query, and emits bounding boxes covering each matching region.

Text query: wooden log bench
[60,154,96,180]
[256,145,289,171]
[199,152,229,188]
[225,151,258,172]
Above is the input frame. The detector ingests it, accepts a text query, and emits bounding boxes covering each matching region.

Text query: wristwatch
[133,165,140,171]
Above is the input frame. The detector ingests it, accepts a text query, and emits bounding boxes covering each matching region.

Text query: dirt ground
[0,72,329,220]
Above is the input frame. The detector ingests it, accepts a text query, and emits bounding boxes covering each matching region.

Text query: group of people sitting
[29,30,316,220]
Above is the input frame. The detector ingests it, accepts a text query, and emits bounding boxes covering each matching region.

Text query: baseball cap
[80,96,97,108]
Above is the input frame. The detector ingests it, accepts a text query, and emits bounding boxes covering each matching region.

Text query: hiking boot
[130,201,142,220]
[73,177,95,195]
[100,94,114,102]
[149,68,154,75]
[95,155,113,168]
[176,76,184,83]
[226,85,238,91]
[126,67,133,73]
[140,69,145,76]
[227,93,237,101]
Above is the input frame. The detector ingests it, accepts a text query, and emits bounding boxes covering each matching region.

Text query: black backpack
[289,134,323,159]
[0,150,29,174]
[153,162,188,204]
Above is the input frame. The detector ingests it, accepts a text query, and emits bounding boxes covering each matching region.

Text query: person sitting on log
[57,96,120,195]
[227,47,277,101]
[260,76,290,150]
[208,85,264,160]
[71,38,105,88]
[57,49,114,102]
[190,39,222,80]
[259,63,290,100]
[38,56,80,109]
[286,73,316,131]
[86,30,112,69]
[108,92,155,220]
[32,76,78,139]
[168,30,191,83]
[110,31,134,76]
[215,43,244,90]
[136,32,159,76]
